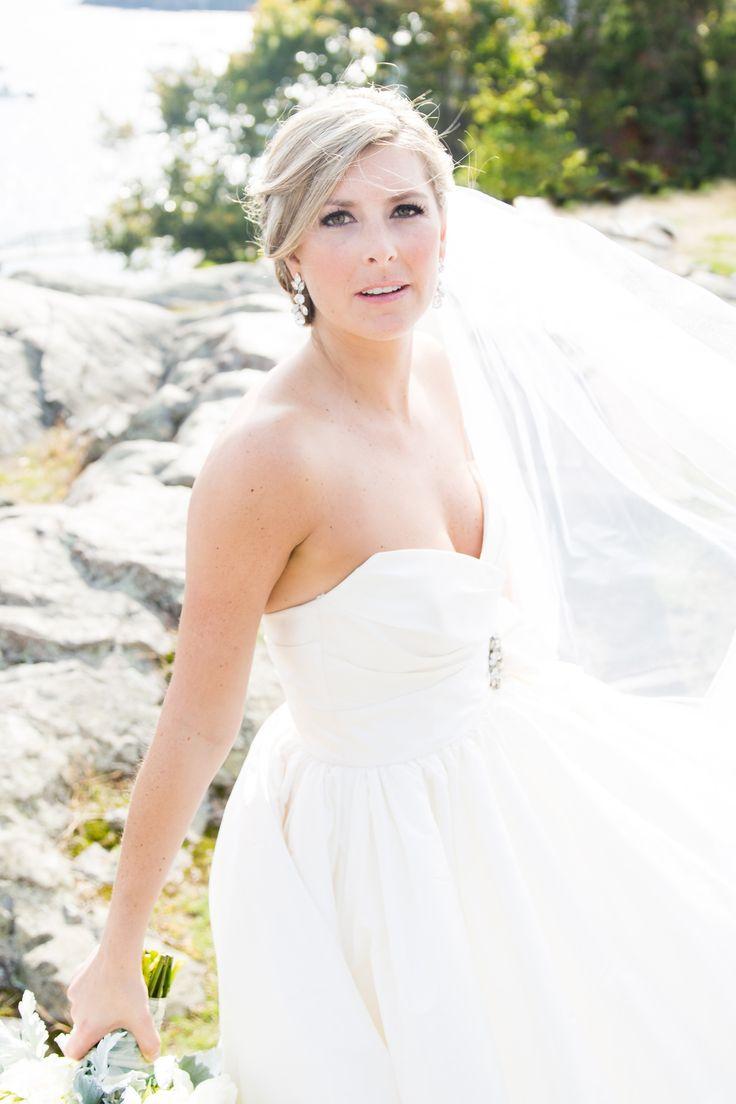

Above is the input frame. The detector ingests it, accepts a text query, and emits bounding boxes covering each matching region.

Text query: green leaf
[177,1053,213,1088]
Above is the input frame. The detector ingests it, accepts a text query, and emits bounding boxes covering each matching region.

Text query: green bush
[93,0,736,263]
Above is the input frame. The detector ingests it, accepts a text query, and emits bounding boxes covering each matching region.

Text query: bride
[63,83,736,1102]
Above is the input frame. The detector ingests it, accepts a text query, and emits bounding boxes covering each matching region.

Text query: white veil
[431,184,736,708]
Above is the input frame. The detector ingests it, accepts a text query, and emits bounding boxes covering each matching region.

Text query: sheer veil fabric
[425,184,736,709]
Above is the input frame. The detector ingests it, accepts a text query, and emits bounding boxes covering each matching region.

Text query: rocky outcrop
[0,278,174,459]
[2,259,296,461]
[0,258,301,1029]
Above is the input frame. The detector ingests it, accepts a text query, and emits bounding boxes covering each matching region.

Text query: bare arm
[63,406,317,1061]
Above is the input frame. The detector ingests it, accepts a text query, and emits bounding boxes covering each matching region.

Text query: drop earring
[290,272,309,326]
[432,258,445,309]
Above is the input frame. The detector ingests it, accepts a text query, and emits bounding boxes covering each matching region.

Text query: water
[0,0,253,276]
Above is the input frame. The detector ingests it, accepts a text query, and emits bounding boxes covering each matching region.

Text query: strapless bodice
[260,471,520,766]
[262,548,506,766]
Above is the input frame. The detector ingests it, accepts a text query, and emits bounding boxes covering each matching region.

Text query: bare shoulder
[159,371,324,755]
[205,353,326,498]
[186,365,323,612]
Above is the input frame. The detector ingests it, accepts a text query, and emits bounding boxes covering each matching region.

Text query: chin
[354,304,426,338]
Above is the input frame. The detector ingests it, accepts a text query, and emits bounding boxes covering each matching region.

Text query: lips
[356,284,410,299]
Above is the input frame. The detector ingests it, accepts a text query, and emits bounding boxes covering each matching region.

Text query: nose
[365,225,398,265]
[367,248,398,266]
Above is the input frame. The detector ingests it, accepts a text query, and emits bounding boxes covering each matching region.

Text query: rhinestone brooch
[488,635,503,688]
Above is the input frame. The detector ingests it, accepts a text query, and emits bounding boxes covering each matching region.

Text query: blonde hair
[241,83,457,326]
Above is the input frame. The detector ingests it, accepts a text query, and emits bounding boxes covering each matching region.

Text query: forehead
[330,144,431,197]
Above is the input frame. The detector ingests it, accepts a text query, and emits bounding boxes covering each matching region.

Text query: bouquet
[0,950,237,1103]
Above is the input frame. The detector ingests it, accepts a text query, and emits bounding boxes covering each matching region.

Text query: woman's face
[287,143,446,338]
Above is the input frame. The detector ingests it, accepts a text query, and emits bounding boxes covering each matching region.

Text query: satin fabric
[208,472,736,1103]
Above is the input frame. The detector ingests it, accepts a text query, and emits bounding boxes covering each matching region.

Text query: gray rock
[167,307,303,382]
[101,807,129,833]
[9,256,277,309]
[65,440,184,504]
[0,277,174,457]
[0,820,75,891]
[124,383,196,443]
[73,843,119,886]
[0,257,303,1030]
[62,478,189,620]
[23,920,99,1017]
[0,505,175,666]
[74,401,142,465]
[198,366,264,404]
[0,654,165,791]
[690,267,736,304]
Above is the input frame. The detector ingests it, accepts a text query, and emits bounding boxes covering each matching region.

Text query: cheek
[310,238,355,287]
[404,226,440,270]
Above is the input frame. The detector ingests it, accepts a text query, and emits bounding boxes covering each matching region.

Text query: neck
[308,322,415,420]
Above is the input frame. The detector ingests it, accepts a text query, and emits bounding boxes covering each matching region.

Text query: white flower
[153,1054,178,1089]
[0,991,49,1071]
[145,1088,190,1104]
[153,1054,193,1093]
[15,993,48,1061]
[0,1055,78,1103]
[190,1074,239,1103]
[121,1087,143,1104]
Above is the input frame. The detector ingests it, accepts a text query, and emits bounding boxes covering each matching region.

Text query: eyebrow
[321,190,426,208]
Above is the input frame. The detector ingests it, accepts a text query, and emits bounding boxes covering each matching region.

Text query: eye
[320,202,426,227]
[396,202,426,218]
[320,209,352,227]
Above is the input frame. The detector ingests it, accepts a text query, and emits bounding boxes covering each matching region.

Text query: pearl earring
[290,272,309,326]
[433,258,445,309]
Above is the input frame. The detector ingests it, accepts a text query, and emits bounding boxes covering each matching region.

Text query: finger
[134,1017,161,1063]
[59,1025,96,1063]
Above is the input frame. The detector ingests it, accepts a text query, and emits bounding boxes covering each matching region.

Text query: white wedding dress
[208,460,736,1104]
